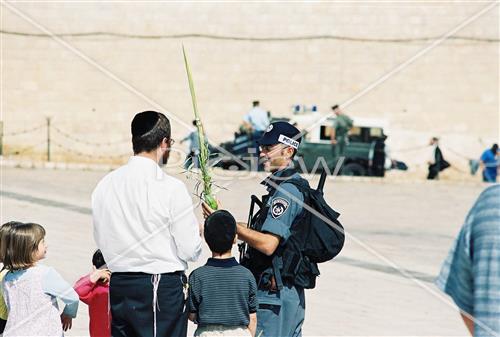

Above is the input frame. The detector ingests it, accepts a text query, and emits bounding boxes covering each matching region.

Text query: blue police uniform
[257,169,306,337]
[242,121,307,337]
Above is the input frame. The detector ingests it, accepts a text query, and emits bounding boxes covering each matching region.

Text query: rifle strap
[272,255,284,290]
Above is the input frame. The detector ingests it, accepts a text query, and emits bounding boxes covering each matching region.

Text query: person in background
[243,101,270,169]
[330,105,353,160]
[180,120,202,169]
[1,222,78,336]
[427,137,450,180]
[479,143,498,183]
[368,135,389,177]
[243,101,270,135]
[436,184,500,336]
[74,249,111,337]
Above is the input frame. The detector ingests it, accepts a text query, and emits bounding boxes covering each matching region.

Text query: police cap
[258,121,302,149]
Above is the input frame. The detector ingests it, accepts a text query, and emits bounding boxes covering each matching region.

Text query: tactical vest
[240,169,345,290]
[240,169,306,287]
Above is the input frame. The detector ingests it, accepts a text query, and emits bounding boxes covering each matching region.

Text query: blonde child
[1,222,79,336]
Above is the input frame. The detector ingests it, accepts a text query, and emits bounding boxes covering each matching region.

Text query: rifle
[238,195,263,262]
[317,170,327,194]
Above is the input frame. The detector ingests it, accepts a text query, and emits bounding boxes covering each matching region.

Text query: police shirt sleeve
[260,182,303,241]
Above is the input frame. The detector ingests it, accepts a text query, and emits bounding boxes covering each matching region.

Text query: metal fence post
[46,117,51,162]
[0,121,3,156]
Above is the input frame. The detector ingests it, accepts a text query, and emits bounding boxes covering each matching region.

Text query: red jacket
[74,274,111,337]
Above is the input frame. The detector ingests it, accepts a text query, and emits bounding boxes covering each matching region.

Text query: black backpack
[274,171,345,289]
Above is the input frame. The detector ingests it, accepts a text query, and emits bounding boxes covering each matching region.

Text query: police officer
[203,121,307,337]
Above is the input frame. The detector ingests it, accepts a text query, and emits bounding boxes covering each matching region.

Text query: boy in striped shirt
[188,210,257,337]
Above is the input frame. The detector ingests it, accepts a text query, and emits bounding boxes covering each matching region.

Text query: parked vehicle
[213,112,402,176]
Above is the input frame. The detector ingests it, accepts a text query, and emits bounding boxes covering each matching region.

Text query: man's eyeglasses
[259,144,282,152]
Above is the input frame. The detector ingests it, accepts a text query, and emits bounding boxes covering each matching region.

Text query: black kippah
[131,111,160,138]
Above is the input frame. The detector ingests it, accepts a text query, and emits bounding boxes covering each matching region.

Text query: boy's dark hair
[204,210,236,254]
[192,120,197,126]
[252,100,260,107]
[131,111,171,154]
[92,249,106,269]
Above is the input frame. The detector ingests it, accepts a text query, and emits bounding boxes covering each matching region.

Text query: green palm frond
[182,46,218,210]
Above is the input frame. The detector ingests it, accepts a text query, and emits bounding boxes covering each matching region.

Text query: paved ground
[0,165,488,336]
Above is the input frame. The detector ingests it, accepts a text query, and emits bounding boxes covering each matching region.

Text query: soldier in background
[330,105,353,160]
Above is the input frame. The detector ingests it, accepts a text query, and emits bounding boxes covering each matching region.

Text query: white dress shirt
[92,156,202,274]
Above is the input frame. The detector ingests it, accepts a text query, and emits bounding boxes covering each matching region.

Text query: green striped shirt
[188,258,258,327]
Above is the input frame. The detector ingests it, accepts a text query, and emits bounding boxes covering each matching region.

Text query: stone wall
[2,2,498,168]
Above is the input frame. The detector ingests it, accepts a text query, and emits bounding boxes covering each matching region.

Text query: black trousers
[110,271,188,337]
[0,318,6,333]
[427,164,439,180]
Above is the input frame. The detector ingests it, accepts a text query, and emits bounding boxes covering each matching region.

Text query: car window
[370,128,383,137]
[348,127,363,142]
[320,125,332,140]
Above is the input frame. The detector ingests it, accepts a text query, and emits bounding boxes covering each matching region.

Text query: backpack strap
[281,178,310,196]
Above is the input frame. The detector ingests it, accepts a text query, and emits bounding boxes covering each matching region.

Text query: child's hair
[2,222,46,271]
[0,221,22,263]
[204,210,237,254]
[92,249,106,269]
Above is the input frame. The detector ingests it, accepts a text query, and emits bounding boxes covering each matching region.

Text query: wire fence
[0,118,131,162]
[51,125,130,147]
[0,119,493,178]
[51,141,130,161]
[3,124,45,137]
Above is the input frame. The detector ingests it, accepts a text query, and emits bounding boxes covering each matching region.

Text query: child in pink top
[74,250,111,337]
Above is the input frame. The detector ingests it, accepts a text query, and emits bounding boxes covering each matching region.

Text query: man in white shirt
[92,110,202,337]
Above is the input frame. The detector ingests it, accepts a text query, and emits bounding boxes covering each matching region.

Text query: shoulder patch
[271,197,290,219]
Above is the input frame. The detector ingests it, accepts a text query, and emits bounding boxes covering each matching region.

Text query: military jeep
[213,114,389,176]
[291,114,388,176]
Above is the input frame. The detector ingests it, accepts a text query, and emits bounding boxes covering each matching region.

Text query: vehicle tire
[341,163,366,176]
[221,161,243,171]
